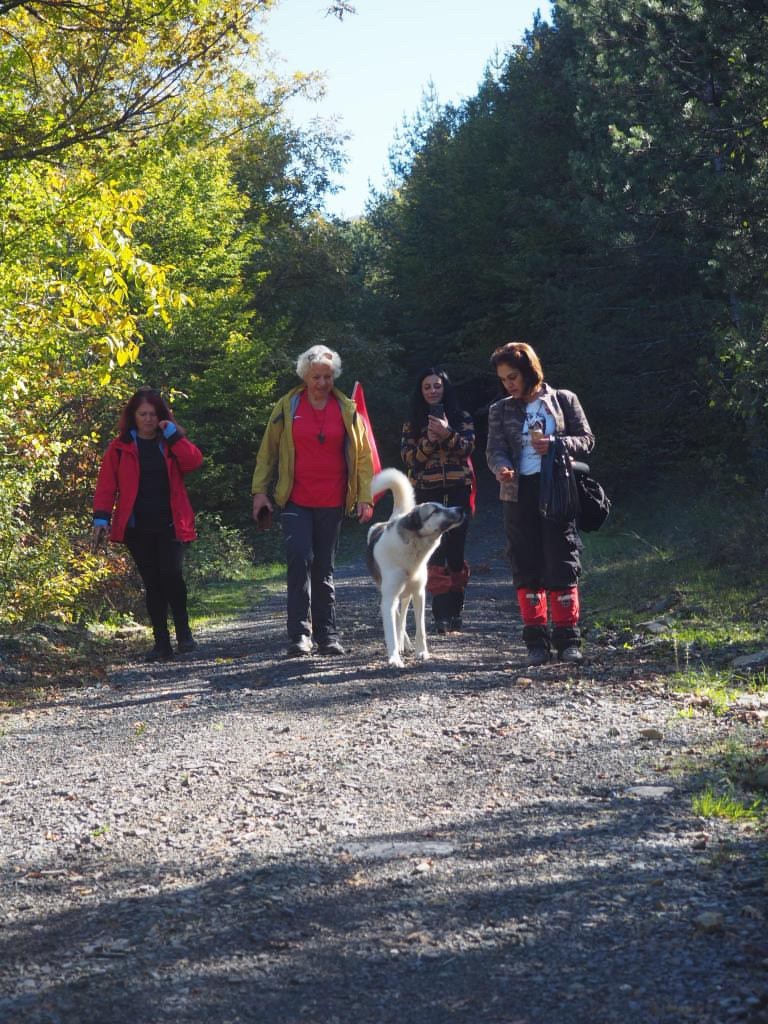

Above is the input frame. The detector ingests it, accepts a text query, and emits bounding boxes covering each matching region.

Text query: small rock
[638,620,671,635]
[694,911,725,933]
[264,783,291,798]
[625,785,673,798]
[731,650,768,671]
[639,727,663,741]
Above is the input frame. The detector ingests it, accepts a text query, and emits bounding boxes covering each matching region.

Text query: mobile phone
[256,506,273,531]
[428,402,445,418]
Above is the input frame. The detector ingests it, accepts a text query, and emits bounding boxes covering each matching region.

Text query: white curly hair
[296,344,342,381]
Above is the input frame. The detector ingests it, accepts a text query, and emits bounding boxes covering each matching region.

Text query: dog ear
[400,507,423,532]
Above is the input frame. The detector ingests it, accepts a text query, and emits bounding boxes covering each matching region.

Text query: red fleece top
[289,393,347,507]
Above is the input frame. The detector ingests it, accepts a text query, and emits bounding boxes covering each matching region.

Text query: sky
[260,0,553,219]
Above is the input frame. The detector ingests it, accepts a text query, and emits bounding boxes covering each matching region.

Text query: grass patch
[188,514,372,626]
[680,730,768,825]
[671,667,743,715]
[188,561,284,625]
[692,785,763,821]
[582,477,768,664]
[669,663,768,714]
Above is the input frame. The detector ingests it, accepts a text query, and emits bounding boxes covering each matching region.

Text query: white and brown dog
[367,468,465,667]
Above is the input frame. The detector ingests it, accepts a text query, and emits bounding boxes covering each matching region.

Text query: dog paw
[387,654,405,668]
[415,650,430,661]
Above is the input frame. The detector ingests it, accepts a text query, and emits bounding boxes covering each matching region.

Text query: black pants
[502,473,581,590]
[416,483,471,621]
[124,527,191,644]
[280,503,343,644]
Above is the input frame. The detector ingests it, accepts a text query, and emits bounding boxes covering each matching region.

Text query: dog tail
[371,468,415,518]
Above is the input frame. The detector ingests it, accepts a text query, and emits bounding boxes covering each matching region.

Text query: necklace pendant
[318,432,325,444]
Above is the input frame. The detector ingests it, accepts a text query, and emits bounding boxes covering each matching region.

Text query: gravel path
[1,504,767,1024]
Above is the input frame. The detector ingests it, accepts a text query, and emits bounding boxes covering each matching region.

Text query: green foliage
[555,0,768,472]
[0,0,274,162]
[0,513,110,626]
[692,786,763,822]
[583,474,768,642]
[0,3,349,626]
[671,668,742,716]
[368,1,768,482]
[185,514,256,589]
[0,159,192,625]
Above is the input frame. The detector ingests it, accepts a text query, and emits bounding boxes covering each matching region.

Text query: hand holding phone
[427,402,449,442]
[255,505,273,531]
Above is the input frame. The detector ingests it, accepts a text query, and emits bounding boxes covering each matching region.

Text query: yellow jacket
[251,386,374,512]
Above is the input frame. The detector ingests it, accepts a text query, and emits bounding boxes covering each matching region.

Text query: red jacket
[93,431,203,542]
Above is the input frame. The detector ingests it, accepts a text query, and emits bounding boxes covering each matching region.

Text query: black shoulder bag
[544,389,612,532]
[539,436,580,525]
[571,462,611,532]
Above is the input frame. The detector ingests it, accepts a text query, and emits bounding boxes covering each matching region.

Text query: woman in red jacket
[92,387,203,661]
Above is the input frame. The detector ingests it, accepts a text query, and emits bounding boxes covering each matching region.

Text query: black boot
[176,633,197,654]
[523,624,551,666]
[146,638,174,662]
[435,589,464,634]
[552,625,582,663]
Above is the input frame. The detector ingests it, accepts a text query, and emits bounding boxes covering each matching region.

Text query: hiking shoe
[525,646,550,666]
[177,636,197,654]
[317,639,345,656]
[285,636,313,657]
[559,645,583,664]
[146,641,174,662]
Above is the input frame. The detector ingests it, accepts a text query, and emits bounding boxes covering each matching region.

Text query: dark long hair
[118,386,172,438]
[408,367,463,432]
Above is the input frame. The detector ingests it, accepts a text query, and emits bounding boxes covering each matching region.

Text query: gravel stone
[1,507,767,1024]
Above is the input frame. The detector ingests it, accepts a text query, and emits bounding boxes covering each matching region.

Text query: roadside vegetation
[581,479,768,826]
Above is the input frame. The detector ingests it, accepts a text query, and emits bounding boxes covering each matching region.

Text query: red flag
[352,381,382,484]
[468,455,478,515]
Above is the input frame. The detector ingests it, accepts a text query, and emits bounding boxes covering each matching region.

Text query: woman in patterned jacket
[401,367,475,635]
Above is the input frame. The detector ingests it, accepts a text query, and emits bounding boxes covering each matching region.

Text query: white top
[520,398,556,476]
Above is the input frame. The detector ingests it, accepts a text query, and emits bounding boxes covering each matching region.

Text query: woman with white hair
[251,345,374,657]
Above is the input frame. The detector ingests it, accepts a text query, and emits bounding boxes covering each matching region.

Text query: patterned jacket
[400,411,475,492]
[486,383,594,502]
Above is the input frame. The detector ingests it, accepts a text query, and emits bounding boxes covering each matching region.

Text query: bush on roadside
[185,512,255,590]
